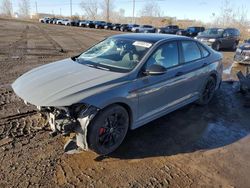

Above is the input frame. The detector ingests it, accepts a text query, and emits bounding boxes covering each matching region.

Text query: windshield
[200,28,224,36]
[187,27,196,32]
[77,38,153,72]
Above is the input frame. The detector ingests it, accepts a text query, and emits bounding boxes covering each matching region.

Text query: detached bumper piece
[237,70,250,108]
[237,70,250,93]
[48,106,99,153]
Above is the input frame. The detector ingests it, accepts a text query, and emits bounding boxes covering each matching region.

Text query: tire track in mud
[37,24,88,51]
[0,86,48,148]
[54,157,198,187]
[34,24,65,53]
[0,25,29,71]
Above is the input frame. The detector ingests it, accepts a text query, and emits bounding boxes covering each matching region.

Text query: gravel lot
[0,18,250,188]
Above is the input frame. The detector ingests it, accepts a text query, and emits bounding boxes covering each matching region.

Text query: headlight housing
[242,50,250,55]
[208,38,216,42]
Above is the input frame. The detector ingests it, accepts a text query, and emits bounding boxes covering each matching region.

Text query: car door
[228,29,237,47]
[221,29,232,48]
[135,41,203,123]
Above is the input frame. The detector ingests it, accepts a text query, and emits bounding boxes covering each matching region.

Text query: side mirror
[144,64,167,76]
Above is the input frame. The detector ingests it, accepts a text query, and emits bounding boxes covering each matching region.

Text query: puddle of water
[194,120,249,149]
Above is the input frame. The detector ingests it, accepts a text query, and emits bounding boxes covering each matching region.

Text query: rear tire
[87,105,129,155]
[197,76,216,105]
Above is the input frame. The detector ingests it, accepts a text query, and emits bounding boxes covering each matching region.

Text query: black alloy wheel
[87,105,129,155]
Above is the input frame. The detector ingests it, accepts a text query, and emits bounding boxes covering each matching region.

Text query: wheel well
[210,73,217,83]
[101,103,133,129]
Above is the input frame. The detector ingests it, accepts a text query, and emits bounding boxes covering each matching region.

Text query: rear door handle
[175,72,184,77]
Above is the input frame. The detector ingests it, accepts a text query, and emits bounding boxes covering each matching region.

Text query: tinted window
[231,29,240,36]
[143,25,153,28]
[146,42,179,69]
[181,41,202,62]
[188,27,196,32]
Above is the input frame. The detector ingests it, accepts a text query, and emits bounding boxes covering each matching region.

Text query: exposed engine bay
[40,105,99,152]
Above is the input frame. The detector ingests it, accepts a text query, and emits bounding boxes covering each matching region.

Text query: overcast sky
[11,0,250,23]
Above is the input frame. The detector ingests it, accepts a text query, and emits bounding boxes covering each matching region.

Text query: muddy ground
[0,18,250,188]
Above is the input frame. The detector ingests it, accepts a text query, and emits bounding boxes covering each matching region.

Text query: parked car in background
[196,28,240,51]
[234,39,250,64]
[112,23,121,30]
[120,24,128,31]
[79,20,87,27]
[12,33,223,155]
[104,22,113,30]
[48,18,56,24]
[131,25,156,33]
[177,26,205,37]
[120,24,139,32]
[157,25,179,34]
[39,17,50,23]
[53,18,60,24]
[94,21,106,29]
[86,21,95,28]
[56,19,69,25]
[64,19,80,26]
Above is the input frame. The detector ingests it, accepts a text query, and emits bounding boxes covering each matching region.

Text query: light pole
[70,0,72,18]
[132,0,135,23]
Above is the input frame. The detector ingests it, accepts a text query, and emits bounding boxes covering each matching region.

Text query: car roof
[111,33,189,43]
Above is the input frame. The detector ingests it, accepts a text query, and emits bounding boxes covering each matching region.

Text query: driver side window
[146,42,179,69]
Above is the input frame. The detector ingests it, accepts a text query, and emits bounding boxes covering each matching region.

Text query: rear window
[181,41,202,63]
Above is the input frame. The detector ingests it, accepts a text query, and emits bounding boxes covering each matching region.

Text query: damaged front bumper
[44,105,99,151]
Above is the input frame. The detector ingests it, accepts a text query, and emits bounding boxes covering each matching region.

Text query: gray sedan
[12,34,223,155]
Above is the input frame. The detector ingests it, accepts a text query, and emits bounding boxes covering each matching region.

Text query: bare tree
[19,0,30,18]
[80,0,98,20]
[111,8,125,23]
[212,0,249,39]
[100,0,115,22]
[0,0,13,17]
[139,1,163,18]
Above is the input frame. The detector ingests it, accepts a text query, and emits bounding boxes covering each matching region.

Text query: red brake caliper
[99,127,106,135]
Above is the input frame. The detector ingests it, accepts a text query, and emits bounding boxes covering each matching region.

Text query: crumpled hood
[12,58,125,106]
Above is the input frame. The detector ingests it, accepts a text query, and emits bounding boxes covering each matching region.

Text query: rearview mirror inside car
[144,64,167,76]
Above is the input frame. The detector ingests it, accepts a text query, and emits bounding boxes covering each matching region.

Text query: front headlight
[208,38,216,42]
[244,56,250,60]
[194,37,197,39]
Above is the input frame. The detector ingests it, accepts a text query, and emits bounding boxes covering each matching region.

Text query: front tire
[197,76,216,105]
[87,105,129,155]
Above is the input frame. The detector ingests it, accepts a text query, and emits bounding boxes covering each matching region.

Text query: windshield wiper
[96,66,110,71]
[85,63,110,71]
